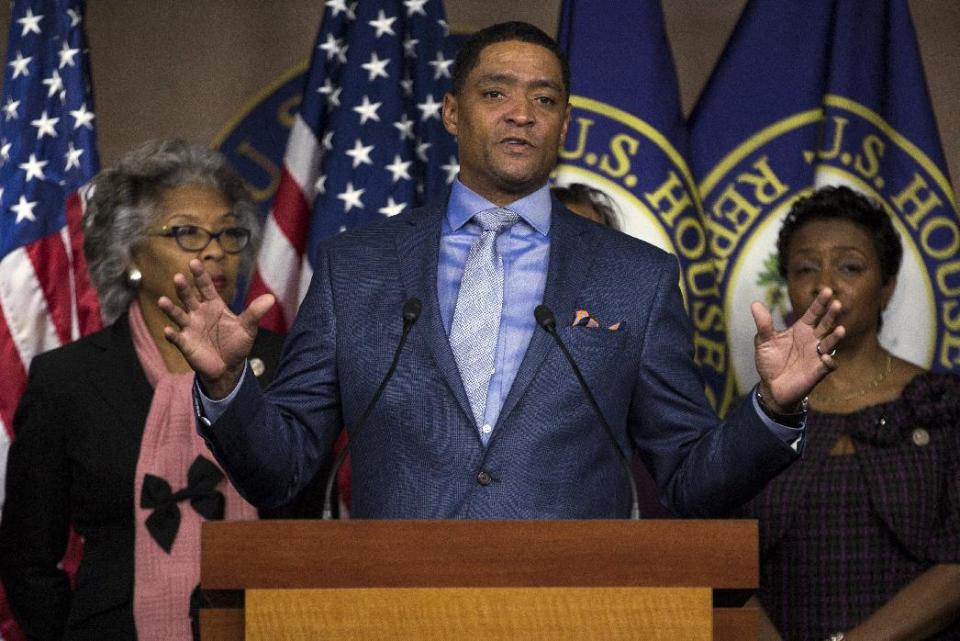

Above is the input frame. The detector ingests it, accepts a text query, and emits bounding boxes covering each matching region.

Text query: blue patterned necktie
[449,208,520,431]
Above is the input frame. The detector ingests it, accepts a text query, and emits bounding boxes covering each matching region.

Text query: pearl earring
[127,267,142,288]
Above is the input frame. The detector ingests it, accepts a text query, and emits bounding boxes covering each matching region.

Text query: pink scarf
[129,301,257,640]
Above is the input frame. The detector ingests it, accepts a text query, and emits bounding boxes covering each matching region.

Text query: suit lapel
[87,317,154,437]
[496,203,597,429]
[395,204,475,425]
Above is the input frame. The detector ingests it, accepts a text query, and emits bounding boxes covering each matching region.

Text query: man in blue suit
[161,22,844,518]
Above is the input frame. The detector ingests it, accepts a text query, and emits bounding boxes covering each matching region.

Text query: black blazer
[0,314,300,640]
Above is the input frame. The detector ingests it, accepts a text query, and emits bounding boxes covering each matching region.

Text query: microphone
[322,297,422,519]
[535,304,641,520]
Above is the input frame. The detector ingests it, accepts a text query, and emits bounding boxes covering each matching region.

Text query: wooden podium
[200,519,758,640]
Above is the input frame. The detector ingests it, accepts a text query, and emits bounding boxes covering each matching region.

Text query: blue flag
[556,0,730,411]
[690,0,960,391]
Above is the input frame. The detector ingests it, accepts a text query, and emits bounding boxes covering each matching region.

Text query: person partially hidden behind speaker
[161,23,844,521]
[742,186,960,641]
[0,140,295,641]
[552,182,619,230]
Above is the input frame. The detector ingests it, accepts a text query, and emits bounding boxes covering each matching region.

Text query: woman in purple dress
[747,185,960,641]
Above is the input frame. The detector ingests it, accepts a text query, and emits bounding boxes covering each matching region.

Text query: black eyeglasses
[145,224,251,254]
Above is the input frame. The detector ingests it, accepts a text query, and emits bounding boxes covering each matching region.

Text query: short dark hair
[553,183,618,230]
[777,185,902,284]
[451,21,570,97]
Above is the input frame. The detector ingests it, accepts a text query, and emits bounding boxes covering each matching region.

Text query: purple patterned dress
[743,373,960,641]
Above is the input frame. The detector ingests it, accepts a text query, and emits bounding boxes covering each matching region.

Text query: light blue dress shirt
[439,180,551,444]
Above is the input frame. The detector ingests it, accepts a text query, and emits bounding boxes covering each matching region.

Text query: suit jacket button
[476,471,492,486]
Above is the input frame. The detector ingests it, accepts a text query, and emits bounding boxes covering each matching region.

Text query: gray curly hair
[83,139,262,322]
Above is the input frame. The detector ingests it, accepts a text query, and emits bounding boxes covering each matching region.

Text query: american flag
[0,0,99,637]
[247,0,459,333]
[0,0,100,501]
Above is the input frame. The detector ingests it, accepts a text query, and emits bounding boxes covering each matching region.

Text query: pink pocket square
[571,309,625,331]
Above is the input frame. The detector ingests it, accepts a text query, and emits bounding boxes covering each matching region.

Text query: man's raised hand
[159,259,275,399]
[752,287,845,413]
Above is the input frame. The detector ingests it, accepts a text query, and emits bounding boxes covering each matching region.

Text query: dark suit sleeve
[200,244,343,509]
[629,256,799,518]
[0,361,72,640]
[249,330,334,519]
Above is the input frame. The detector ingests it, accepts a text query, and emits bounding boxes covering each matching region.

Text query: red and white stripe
[247,114,321,333]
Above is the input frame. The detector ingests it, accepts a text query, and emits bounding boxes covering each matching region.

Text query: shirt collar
[447,179,552,236]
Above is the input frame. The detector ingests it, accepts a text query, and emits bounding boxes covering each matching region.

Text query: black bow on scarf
[141,455,225,553]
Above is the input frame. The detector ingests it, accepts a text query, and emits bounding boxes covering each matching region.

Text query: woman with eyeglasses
[0,140,289,641]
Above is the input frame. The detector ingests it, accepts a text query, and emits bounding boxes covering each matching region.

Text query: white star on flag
[353,95,382,124]
[404,0,428,18]
[17,8,43,37]
[70,103,95,129]
[3,98,20,121]
[315,174,327,194]
[345,138,374,168]
[361,52,390,81]
[9,51,31,79]
[417,94,443,121]
[385,154,412,182]
[67,7,81,26]
[64,142,84,170]
[403,36,419,58]
[379,197,407,217]
[19,153,48,181]
[416,140,431,161]
[58,40,79,68]
[325,86,342,109]
[428,51,453,79]
[326,0,349,17]
[368,10,397,38]
[318,33,344,61]
[11,195,38,223]
[43,70,64,99]
[0,140,11,163]
[393,113,415,141]
[31,110,59,139]
[337,182,366,211]
[318,78,337,97]
[322,131,335,151]
[441,156,460,184]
